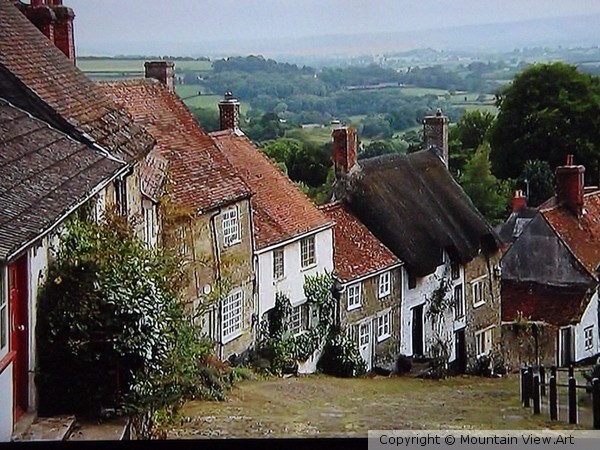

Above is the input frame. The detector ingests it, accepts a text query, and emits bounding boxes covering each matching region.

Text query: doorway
[358,320,372,372]
[9,255,28,422]
[411,304,424,357]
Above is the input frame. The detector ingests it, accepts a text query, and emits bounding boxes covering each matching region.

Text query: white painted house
[211,100,334,365]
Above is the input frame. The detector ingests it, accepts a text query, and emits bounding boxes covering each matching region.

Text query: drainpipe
[208,207,223,360]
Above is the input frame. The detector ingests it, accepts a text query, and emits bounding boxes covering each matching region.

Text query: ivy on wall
[256,272,365,377]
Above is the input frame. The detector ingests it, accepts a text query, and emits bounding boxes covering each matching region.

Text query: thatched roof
[344,149,499,277]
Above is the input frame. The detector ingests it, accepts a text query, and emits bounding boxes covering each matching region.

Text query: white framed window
[273,248,284,280]
[143,206,155,246]
[475,327,494,357]
[584,325,594,351]
[378,272,391,298]
[0,272,7,356]
[300,236,316,268]
[222,289,243,342]
[179,226,189,256]
[451,261,460,280]
[377,310,391,342]
[454,284,464,319]
[347,283,362,310]
[359,322,370,346]
[222,206,241,246]
[472,279,485,307]
[289,303,308,335]
[113,177,128,216]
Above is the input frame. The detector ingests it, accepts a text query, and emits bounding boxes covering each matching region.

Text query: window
[347,283,362,310]
[222,289,243,341]
[377,311,391,342]
[0,273,6,354]
[408,273,417,290]
[454,284,464,319]
[222,207,241,246]
[584,326,594,351]
[113,177,128,216]
[290,303,308,335]
[359,322,370,346]
[300,236,316,268]
[472,279,485,307]
[143,206,154,246]
[451,261,460,280]
[475,327,494,356]
[179,227,189,256]
[273,248,284,280]
[378,272,391,298]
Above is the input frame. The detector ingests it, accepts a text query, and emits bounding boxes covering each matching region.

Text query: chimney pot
[511,189,527,212]
[218,91,241,131]
[555,155,585,217]
[332,127,358,177]
[423,109,449,167]
[144,61,175,93]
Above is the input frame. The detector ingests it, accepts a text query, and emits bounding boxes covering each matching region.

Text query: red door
[9,255,28,422]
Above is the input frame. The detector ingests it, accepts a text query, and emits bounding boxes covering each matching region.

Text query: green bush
[36,212,227,432]
[317,330,367,378]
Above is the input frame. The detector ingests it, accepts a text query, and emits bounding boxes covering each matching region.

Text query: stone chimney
[511,190,527,213]
[332,127,358,178]
[144,61,175,93]
[218,91,241,131]
[19,0,76,61]
[423,108,449,166]
[555,154,585,217]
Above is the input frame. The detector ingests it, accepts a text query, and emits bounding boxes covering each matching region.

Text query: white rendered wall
[257,228,334,317]
[574,292,599,362]
[0,363,13,442]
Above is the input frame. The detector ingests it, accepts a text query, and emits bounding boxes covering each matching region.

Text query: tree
[460,143,512,224]
[449,110,496,177]
[516,160,555,207]
[490,62,600,183]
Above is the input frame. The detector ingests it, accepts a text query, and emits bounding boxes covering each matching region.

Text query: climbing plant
[256,271,365,377]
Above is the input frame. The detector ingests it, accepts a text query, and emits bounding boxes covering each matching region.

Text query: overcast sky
[66,0,600,54]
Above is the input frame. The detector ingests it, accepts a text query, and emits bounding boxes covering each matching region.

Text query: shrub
[395,355,413,375]
[317,330,367,378]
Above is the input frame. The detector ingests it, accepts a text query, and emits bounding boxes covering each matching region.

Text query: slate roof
[0,0,153,162]
[0,98,123,261]
[210,130,333,250]
[102,80,251,210]
[501,280,590,326]
[542,191,600,279]
[496,207,538,248]
[319,202,401,283]
[344,149,499,277]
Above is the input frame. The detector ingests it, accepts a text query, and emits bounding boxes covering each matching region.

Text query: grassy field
[399,86,449,97]
[168,374,568,439]
[174,85,250,114]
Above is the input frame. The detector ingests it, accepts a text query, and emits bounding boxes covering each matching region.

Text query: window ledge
[378,292,391,300]
[222,329,243,345]
[347,303,362,312]
[377,333,391,343]
[473,301,486,309]
[300,262,318,272]
[223,238,242,248]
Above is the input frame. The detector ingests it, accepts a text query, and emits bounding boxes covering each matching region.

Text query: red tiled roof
[102,80,251,211]
[210,130,333,249]
[542,191,600,278]
[320,202,401,282]
[501,280,589,326]
[0,0,153,162]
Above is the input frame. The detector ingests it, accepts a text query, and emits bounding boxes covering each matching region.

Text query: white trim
[347,282,362,311]
[340,262,403,287]
[469,274,488,284]
[378,271,391,298]
[254,223,333,255]
[376,308,392,342]
[5,164,131,263]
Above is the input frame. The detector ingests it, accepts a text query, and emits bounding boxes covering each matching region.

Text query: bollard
[549,374,558,421]
[593,378,600,430]
[540,366,546,397]
[569,364,574,379]
[521,367,527,406]
[524,368,531,408]
[568,375,577,425]
[533,374,541,414]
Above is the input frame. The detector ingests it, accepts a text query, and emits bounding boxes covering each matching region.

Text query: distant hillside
[77,13,600,59]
